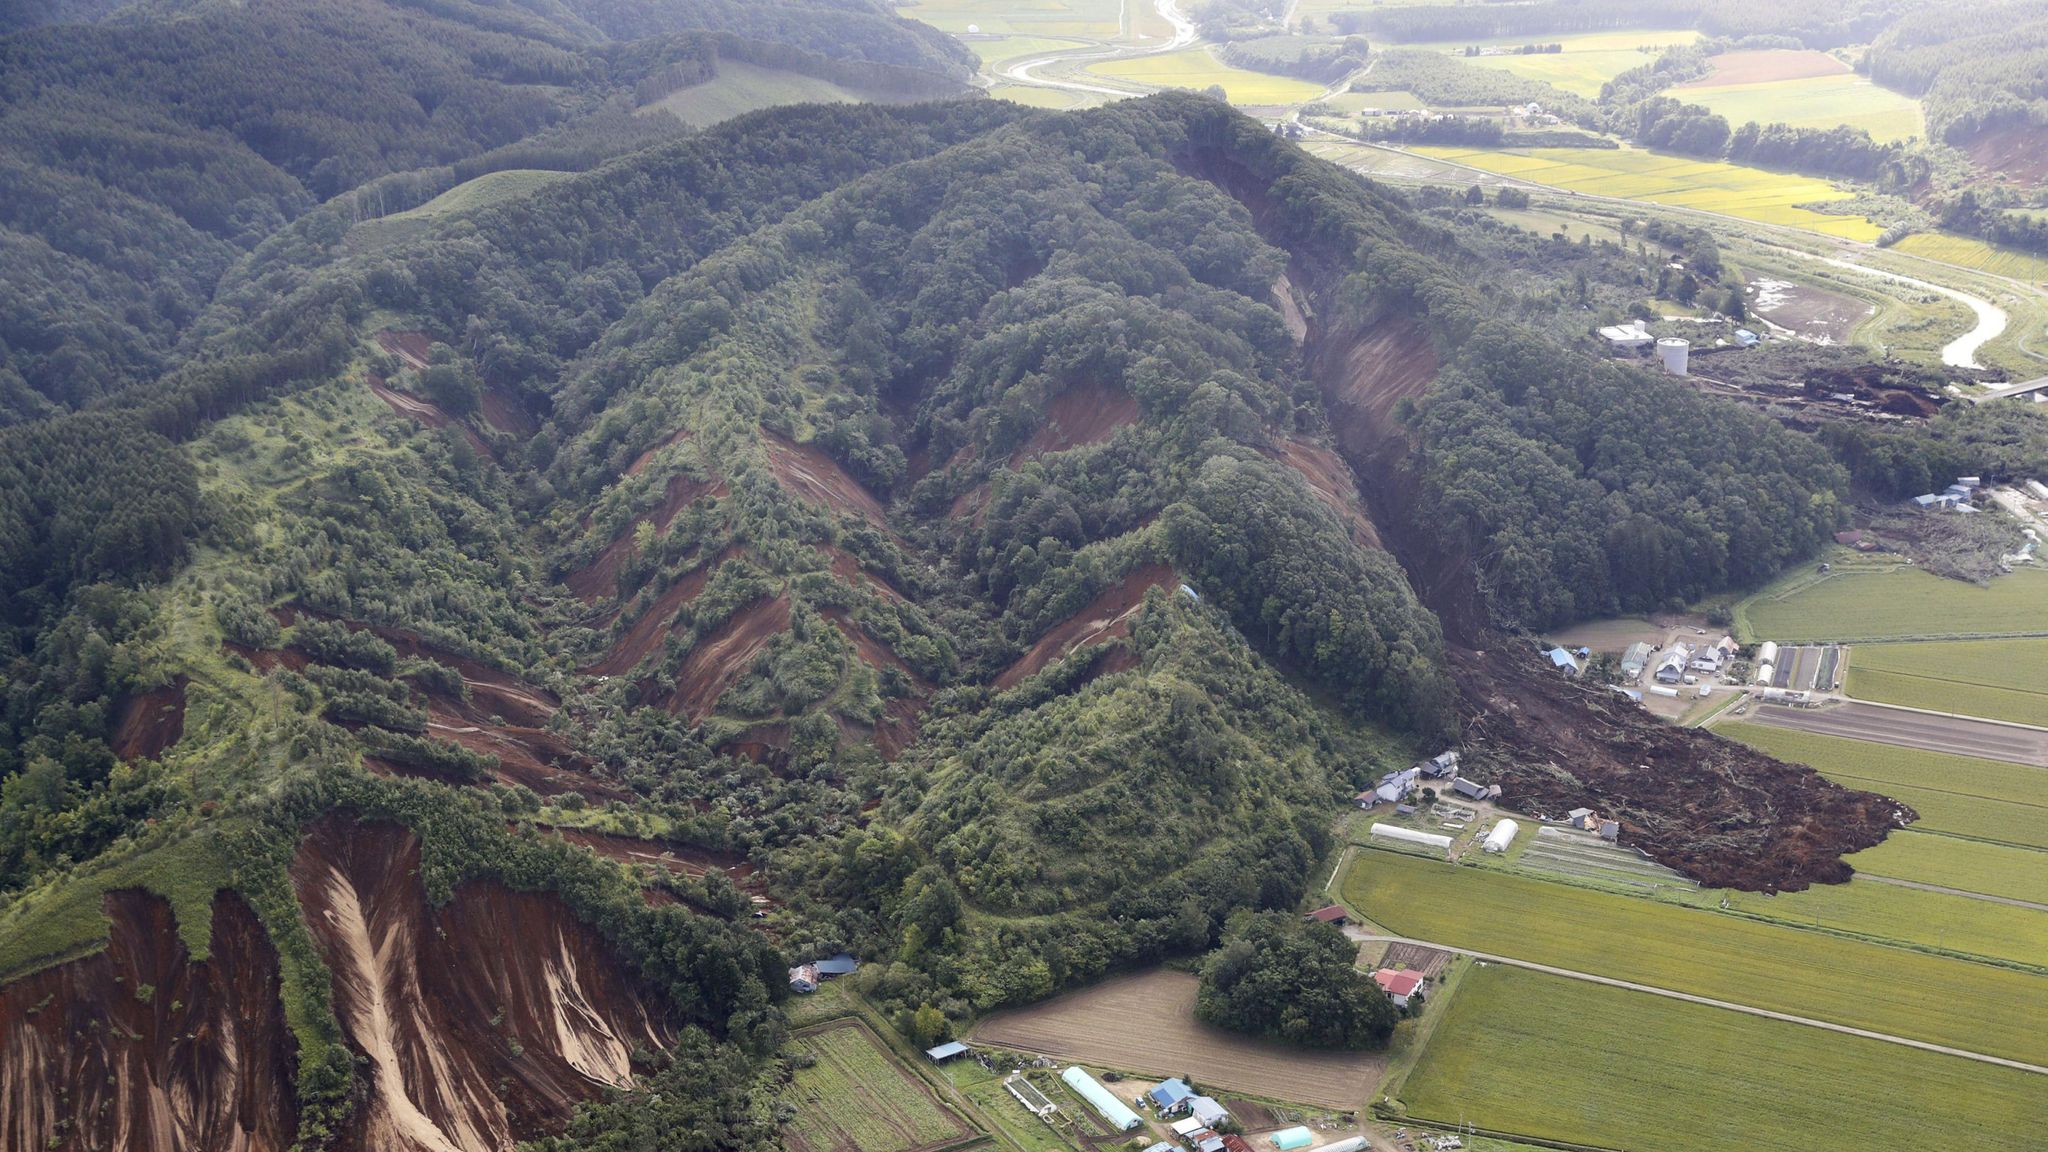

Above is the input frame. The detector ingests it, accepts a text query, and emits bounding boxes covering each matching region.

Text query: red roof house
[1305,905,1348,925]
[1372,968,1426,1007]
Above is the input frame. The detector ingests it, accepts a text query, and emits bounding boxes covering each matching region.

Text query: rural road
[1346,931,2048,1076]
[1745,699,2048,767]
[998,0,1196,97]
[1860,873,2048,913]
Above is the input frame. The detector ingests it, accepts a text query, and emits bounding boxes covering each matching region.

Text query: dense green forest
[1196,911,1398,1049]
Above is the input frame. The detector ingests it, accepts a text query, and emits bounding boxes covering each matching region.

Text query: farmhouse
[1652,645,1694,684]
[1372,968,1426,1008]
[1689,646,1724,674]
[1358,765,1421,807]
[1149,1078,1196,1114]
[788,964,820,993]
[790,953,859,992]
[1620,642,1655,681]
[1190,1097,1230,1127]
[1305,905,1348,926]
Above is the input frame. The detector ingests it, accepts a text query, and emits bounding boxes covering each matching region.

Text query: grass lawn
[1413,145,1883,241]
[1740,564,2048,642]
[1088,47,1327,104]
[1680,74,1924,142]
[640,61,896,128]
[384,169,569,220]
[1893,231,2048,283]
[1341,849,2048,1066]
[1399,966,2043,1152]
[783,1021,972,1152]
[1844,638,2048,726]
[894,0,1122,38]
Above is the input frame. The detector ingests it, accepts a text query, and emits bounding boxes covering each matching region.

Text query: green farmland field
[1679,75,1924,142]
[1412,145,1883,240]
[1721,872,2048,965]
[783,1021,970,1152]
[894,0,1121,38]
[1893,231,2048,283]
[1455,32,1701,99]
[1840,830,2048,905]
[1341,850,2048,1066]
[1399,966,2043,1152]
[641,61,899,128]
[1845,639,2048,726]
[1718,722,2048,851]
[1740,565,2048,641]
[1088,48,1327,103]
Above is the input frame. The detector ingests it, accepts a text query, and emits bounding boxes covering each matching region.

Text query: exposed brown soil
[1451,647,1904,892]
[1965,121,2048,187]
[111,677,187,762]
[292,816,671,1152]
[1271,274,1309,343]
[995,563,1173,690]
[1677,49,1846,87]
[550,827,755,882]
[823,609,919,682]
[819,544,908,604]
[872,696,924,760]
[583,547,741,679]
[1377,941,1452,979]
[375,330,435,371]
[1271,437,1383,549]
[0,889,297,1152]
[626,428,691,477]
[663,596,792,721]
[225,640,308,673]
[366,375,491,456]
[763,431,890,527]
[566,475,728,603]
[478,389,537,438]
[1008,383,1140,465]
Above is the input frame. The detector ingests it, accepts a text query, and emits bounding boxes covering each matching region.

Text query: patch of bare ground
[0,889,297,1152]
[374,330,434,371]
[626,429,690,477]
[366,374,492,456]
[1376,942,1451,979]
[1270,437,1382,549]
[662,596,793,721]
[111,677,186,761]
[820,543,908,604]
[478,389,537,438]
[1452,646,1906,891]
[291,816,670,1151]
[566,474,727,603]
[1966,122,2048,187]
[995,563,1174,690]
[1271,274,1309,343]
[582,547,741,679]
[1008,383,1139,466]
[1676,48,1847,86]
[546,827,776,910]
[764,431,890,528]
[971,970,1380,1110]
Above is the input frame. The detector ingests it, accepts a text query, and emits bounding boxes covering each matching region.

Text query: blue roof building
[1148,1078,1196,1112]
[1545,647,1581,675]
[1734,329,1759,347]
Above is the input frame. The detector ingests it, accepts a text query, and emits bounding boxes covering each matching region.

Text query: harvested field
[995,563,1173,689]
[111,677,186,762]
[1272,438,1381,549]
[765,431,889,527]
[782,1020,973,1152]
[1376,941,1451,979]
[1009,383,1139,465]
[1400,965,2042,1152]
[1683,48,1847,86]
[1745,700,2048,768]
[583,548,740,678]
[566,474,726,603]
[970,970,1381,1109]
[1748,277,1873,344]
[663,596,792,721]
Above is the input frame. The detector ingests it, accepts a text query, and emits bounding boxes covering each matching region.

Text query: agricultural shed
[1307,1139,1367,1152]
[1062,1067,1143,1131]
[1305,905,1348,925]
[1422,751,1460,778]
[1143,1143,1177,1152]
[926,1041,969,1062]
[1620,642,1655,680]
[1546,646,1582,675]
[1221,1136,1256,1152]
[814,953,859,977]
[1171,1117,1208,1138]
[1190,1097,1229,1126]
[1568,808,1595,829]
[1599,820,1620,841]
[1272,1127,1315,1149]
[1369,824,1454,853]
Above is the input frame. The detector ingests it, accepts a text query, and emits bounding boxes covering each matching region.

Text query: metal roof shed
[925,1041,969,1062]
[1190,1097,1229,1126]
[814,954,858,977]
[1149,1078,1195,1110]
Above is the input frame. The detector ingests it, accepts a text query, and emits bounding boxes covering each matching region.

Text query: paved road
[999,0,1196,96]
[1745,700,2048,767]
[1860,873,2048,913]
[1976,375,2048,402]
[1346,931,2048,1076]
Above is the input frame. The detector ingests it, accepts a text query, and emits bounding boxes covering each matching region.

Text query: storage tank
[1308,1140,1368,1152]
[1754,662,1774,685]
[1061,1068,1141,1131]
[1369,823,1454,852]
[1656,337,1689,376]
[1757,641,1779,666]
[1649,685,1680,698]
[1481,819,1520,853]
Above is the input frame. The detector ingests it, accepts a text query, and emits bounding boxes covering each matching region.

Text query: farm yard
[969,969,1382,1109]
[1340,849,2048,1067]
[1410,145,1885,240]
[1674,50,1924,141]
[1844,639,2048,726]
[1396,966,2043,1152]
[782,1021,975,1152]
[1086,48,1327,104]
[1738,564,2048,641]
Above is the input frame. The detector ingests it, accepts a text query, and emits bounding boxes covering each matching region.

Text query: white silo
[1656,337,1689,376]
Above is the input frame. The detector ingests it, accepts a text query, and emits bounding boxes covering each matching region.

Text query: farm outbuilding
[1305,905,1348,925]
[1062,1067,1142,1131]
[1190,1097,1229,1127]
[1271,1128,1315,1150]
[1149,1078,1195,1113]
[1482,819,1519,853]
[1369,824,1453,853]
[1620,642,1655,680]
[1757,641,1779,666]
[1755,662,1775,685]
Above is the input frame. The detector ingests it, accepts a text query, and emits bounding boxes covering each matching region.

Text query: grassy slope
[893,0,1122,38]
[1341,850,2048,1066]
[1398,966,2041,1152]
[641,61,901,128]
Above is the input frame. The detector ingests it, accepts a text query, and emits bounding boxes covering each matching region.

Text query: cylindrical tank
[1649,685,1680,697]
[1482,819,1520,853]
[1757,641,1780,666]
[1656,337,1689,376]
[1754,662,1774,685]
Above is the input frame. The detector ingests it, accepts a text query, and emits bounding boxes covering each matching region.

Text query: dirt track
[970,970,1380,1110]
[1747,701,2048,767]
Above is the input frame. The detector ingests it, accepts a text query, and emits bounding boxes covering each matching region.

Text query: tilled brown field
[969,970,1380,1110]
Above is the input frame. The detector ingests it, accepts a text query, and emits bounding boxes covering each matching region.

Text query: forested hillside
[0,59,1917,1151]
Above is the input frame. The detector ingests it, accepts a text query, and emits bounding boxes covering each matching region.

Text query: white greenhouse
[1481,819,1519,853]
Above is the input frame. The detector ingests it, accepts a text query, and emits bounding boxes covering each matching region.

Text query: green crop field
[383,170,569,221]
[1740,565,2048,641]
[1721,872,2048,965]
[1399,966,2043,1152]
[894,0,1121,38]
[1413,145,1884,240]
[967,34,1091,68]
[1342,850,2048,1066]
[1839,831,2048,905]
[1680,75,1924,142]
[1088,48,1327,104]
[641,61,897,128]
[1322,90,1425,112]
[1893,231,2048,282]
[1457,34,1698,99]
[782,1022,970,1152]
[1844,639,2048,726]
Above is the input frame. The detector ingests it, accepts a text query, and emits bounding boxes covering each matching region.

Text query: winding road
[1345,931,2048,1076]
[997,0,1197,97]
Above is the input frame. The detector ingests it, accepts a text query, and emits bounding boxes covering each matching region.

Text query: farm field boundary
[783,1019,981,1152]
[1340,850,2048,1068]
[1396,966,2045,1152]
[1844,639,2048,727]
